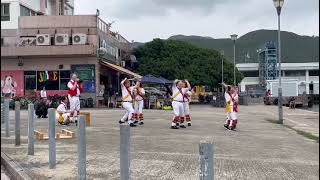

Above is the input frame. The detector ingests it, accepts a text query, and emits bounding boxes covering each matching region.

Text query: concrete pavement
[1,105,319,179]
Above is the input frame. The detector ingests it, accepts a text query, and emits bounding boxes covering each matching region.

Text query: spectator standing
[40,87,47,100]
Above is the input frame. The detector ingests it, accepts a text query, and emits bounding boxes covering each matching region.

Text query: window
[309,70,319,76]
[60,71,71,90]
[285,70,305,77]
[20,5,31,16]
[242,71,259,77]
[45,0,47,8]
[1,3,10,21]
[24,71,37,90]
[1,38,4,46]
[37,71,60,90]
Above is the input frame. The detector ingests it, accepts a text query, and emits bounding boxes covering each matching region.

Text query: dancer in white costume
[182,80,193,126]
[67,73,81,123]
[119,78,137,127]
[222,83,239,130]
[133,80,145,125]
[171,79,190,129]
[56,96,71,125]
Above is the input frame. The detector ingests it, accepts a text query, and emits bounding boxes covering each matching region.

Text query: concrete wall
[1,1,20,29]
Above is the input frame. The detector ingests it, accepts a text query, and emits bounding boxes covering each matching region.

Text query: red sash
[179,88,185,102]
[125,87,134,100]
[228,92,238,112]
[137,88,145,100]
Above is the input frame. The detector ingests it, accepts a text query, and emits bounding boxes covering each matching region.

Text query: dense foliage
[133,30,319,63]
[133,38,243,88]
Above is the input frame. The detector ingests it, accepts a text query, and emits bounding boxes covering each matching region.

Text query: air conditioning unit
[72,33,87,45]
[55,34,69,45]
[36,34,51,46]
[121,61,125,67]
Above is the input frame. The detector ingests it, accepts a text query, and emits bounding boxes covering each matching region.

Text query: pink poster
[1,70,24,97]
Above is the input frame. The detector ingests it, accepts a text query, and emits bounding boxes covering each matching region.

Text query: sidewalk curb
[1,152,32,180]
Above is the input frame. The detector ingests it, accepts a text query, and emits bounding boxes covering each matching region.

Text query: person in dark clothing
[35,99,52,118]
[165,85,172,98]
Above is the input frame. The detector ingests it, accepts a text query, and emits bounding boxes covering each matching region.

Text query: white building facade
[237,62,319,95]
[1,0,74,30]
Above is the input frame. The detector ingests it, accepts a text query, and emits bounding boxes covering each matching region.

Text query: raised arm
[121,78,128,86]
[172,79,179,89]
[185,80,191,90]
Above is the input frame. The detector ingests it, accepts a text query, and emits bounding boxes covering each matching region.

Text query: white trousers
[55,112,71,123]
[226,112,238,120]
[69,96,80,113]
[134,100,144,114]
[183,102,190,115]
[121,102,134,124]
[172,101,184,117]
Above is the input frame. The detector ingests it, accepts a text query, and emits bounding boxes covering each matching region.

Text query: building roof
[100,60,142,78]
[236,62,319,71]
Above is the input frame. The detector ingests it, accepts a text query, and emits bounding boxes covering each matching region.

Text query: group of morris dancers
[119,77,145,127]
[118,77,193,129]
[118,77,239,130]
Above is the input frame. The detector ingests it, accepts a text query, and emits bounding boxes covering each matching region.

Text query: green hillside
[132,29,319,63]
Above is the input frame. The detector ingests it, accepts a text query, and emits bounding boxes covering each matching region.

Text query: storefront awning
[100,60,142,79]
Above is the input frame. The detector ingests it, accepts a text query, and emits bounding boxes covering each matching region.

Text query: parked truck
[264,79,309,107]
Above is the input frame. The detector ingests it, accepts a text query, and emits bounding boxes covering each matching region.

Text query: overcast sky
[75,0,319,42]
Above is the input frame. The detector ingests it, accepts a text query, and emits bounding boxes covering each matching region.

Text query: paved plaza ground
[1,105,319,180]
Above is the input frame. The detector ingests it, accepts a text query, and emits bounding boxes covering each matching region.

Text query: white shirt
[40,90,47,98]
[225,92,238,106]
[172,86,189,102]
[67,80,80,96]
[135,87,145,101]
[57,102,68,113]
[121,79,134,101]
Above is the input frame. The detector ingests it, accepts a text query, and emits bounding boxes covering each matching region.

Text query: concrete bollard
[1,103,4,124]
[48,108,56,169]
[28,104,34,155]
[199,140,214,180]
[15,101,21,146]
[4,99,10,137]
[120,124,131,180]
[78,116,86,180]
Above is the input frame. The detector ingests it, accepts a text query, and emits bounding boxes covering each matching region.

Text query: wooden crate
[34,129,75,140]
[79,112,90,126]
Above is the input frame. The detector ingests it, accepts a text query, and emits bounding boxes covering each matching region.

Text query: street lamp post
[230,34,238,86]
[273,0,284,124]
[221,50,224,84]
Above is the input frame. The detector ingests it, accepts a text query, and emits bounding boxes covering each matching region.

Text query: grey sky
[75,0,319,42]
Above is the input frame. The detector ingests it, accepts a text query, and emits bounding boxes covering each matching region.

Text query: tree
[133,38,243,88]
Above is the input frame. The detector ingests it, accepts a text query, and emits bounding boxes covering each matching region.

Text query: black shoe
[119,120,125,124]
[130,123,137,127]
[224,124,229,129]
[176,123,180,126]
[134,121,139,124]
[171,126,179,129]
[180,125,186,128]
[230,126,236,130]
[187,123,191,126]
[139,121,144,125]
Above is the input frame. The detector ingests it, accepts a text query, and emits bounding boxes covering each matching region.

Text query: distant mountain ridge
[132,29,319,63]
